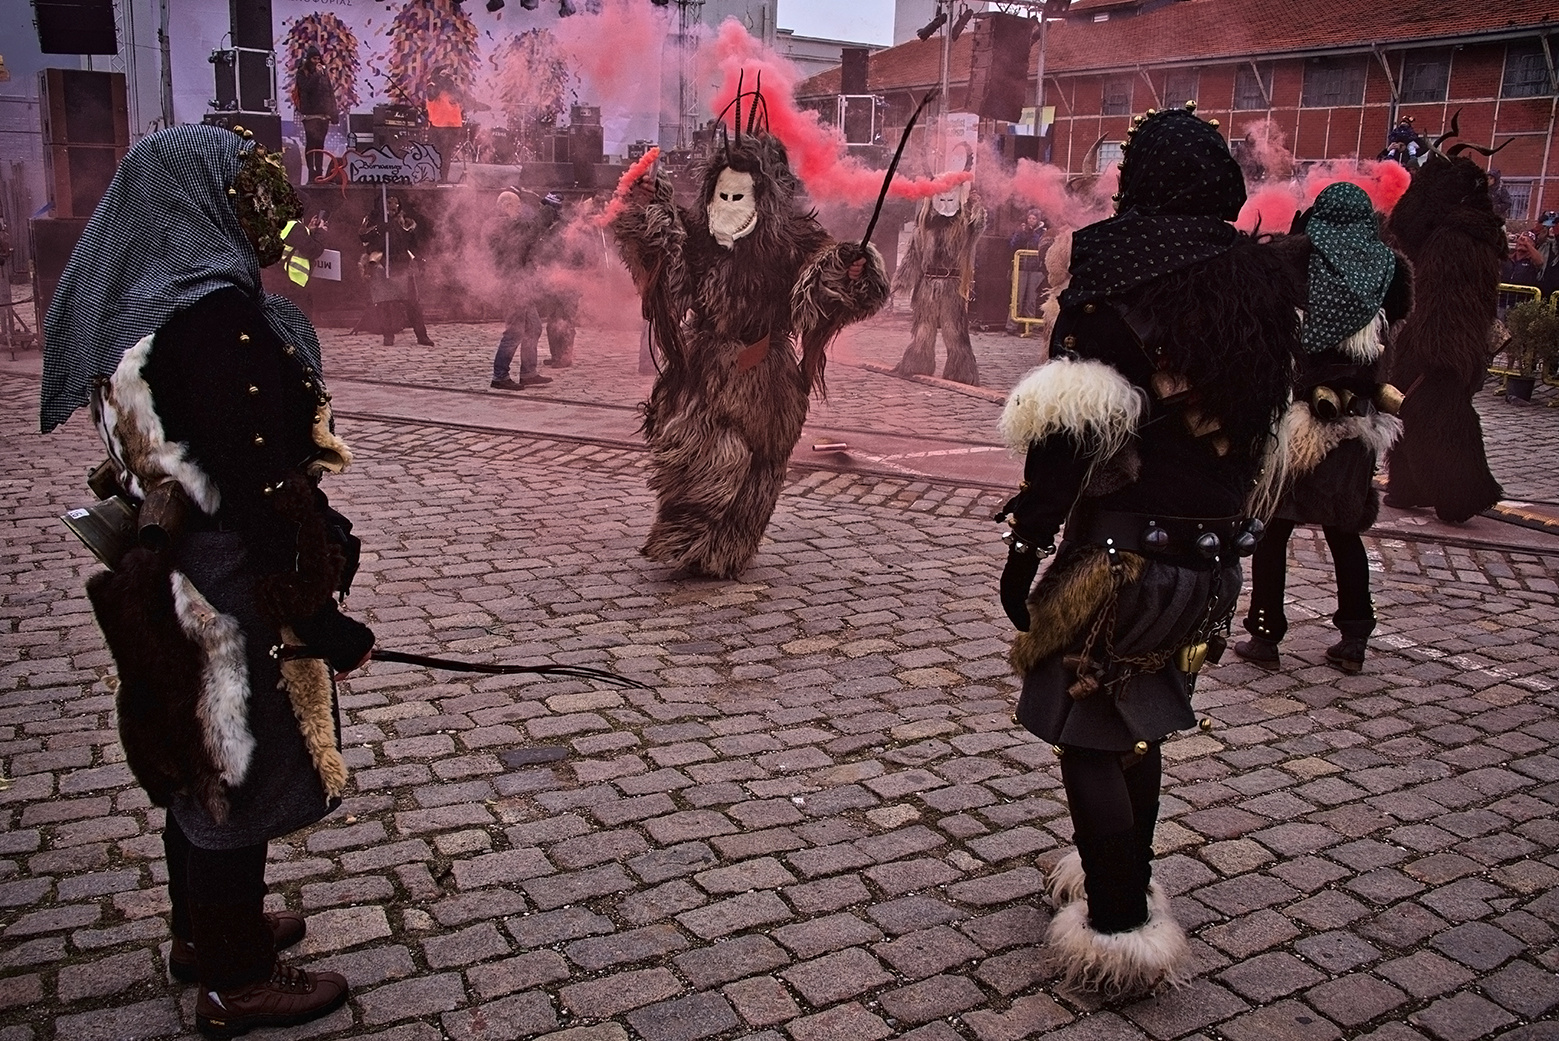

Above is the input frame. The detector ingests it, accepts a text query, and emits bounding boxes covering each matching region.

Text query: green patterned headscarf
[1301,182,1396,353]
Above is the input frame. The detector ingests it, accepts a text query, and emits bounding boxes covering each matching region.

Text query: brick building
[799,0,1559,222]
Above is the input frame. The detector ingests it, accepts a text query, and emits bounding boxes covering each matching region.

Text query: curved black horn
[1432,109,1462,150]
[747,72,762,135]
[734,70,744,143]
[1446,138,1511,158]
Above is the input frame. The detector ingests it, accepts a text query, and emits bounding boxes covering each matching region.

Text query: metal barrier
[1491,284,1559,404]
[1010,249,1045,337]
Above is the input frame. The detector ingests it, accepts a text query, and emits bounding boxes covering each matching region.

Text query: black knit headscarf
[40,124,321,433]
[1063,106,1246,305]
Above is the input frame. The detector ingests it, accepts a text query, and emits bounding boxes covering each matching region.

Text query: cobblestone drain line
[3,379,1559,1041]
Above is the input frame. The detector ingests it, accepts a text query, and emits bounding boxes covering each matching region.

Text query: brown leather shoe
[195,962,348,1038]
[170,911,306,983]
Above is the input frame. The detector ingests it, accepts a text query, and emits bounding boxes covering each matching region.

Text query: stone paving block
[558,967,682,1019]
[944,867,1043,906]
[693,855,797,894]
[1293,929,1382,973]
[55,948,155,1002]
[429,889,529,927]
[51,997,180,1041]
[961,992,1073,1041]
[625,991,741,1041]
[722,975,798,1028]
[1408,992,1516,1041]
[1216,998,1342,1041]
[565,923,689,971]
[1216,951,1325,1002]
[785,875,872,917]
[423,922,511,970]
[359,972,468,1026]
[628,842,719,884]
[1122,978,1250,1038]
[785,1002,894,1041]
[296,904,394,956]
[442,991,559,1041]
[674,934,790,990]
[781,947,894,1005]
[873,925,983,979]
[1481,958,1559,1018]
[772,912,883,959]
[523,864,632,911]
[1432,920,1524,971]
[506,907,615,949]
[878,972,986,1025]
[1377,950,1476,999]
[1304,973,1409,1027]
[956,904,1045,952]
[310,945,420,988]
[451,848,554,889]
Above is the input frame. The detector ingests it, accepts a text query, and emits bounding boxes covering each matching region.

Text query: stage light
[486,0,503,10]
[916,10,947,41]
[949,5,973,39]
[518,0,539,8]
[559,0,575,12]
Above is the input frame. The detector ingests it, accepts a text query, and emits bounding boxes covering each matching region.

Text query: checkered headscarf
[40,124,322,433]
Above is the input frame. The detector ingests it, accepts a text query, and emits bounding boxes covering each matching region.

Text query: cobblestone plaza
[2,317,1558,1041]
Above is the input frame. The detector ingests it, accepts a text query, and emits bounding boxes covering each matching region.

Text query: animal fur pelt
[1039,229,1073,334]
[893,196,987,384]
[1384,151,1505,523]
[611,133,889,578]
[87,549,249,822]
[1046,881,1190,998]
[1000,358,1144,461]
[1011,545,1147,675]
[278,626,348,800]
[1257,401,1401,531]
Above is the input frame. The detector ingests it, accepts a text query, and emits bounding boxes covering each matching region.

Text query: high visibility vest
[280,221,311,287]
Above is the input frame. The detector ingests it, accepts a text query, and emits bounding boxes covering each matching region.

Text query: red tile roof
[799,0,1559,96]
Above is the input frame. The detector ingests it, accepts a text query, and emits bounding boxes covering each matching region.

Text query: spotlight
[916,10,947,41]
[486,0,503,10]
[651,0,670,5]
[949,5,973,39]
[518,0,538,8]
[559,0,575,12]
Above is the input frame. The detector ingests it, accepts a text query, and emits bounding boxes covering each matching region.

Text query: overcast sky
[777,0,895,45]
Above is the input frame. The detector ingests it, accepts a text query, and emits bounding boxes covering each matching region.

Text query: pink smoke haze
[551,0,667,114]
[699,19,971,206]
[973,141,1119,233]
[599,146,661,225]
[1234,121,1412,232]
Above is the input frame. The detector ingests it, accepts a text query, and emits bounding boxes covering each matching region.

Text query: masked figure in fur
[611,88,889,578]
[893,157,987,385]
[996,105,1303,997]
[1382,135,1506,523]
[1236,183,1410,676]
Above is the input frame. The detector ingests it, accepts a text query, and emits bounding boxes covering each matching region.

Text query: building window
[1234,64,1272,110]
[1163,69,1199,108]
[1301,57,1367,107]
[1096,141,1123,172]
[1101,78,1133,116]
[1400,50,1450,103]
[1504,180,1533,222]
[1503,39,1555,98]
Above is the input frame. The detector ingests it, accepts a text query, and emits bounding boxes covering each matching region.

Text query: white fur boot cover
[1045,849,1086,908]
[1045,882,1190,998]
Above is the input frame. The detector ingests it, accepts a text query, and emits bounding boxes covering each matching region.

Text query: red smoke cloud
[600,146,660,225]
[699,20,970,206]
[973,140,1119,234]
[551,0,667,115]
[1234,121,1411,232]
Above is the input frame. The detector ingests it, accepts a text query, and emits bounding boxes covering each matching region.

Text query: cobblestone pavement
[3,319,1559,1041]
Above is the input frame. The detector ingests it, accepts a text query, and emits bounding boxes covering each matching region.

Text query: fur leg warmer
[1045,881,1190,999]
[1045,850,1087,908]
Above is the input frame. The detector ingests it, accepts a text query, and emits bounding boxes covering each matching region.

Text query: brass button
[283,345,296,356]
[1051,744,1064,757]
[1083,304,1096,313]
[238,332,250,343]
[252,435,265,447]
[262,484,273,496]
[247,384,259,396]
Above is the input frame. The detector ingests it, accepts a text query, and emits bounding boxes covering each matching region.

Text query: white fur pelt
[1039,229,1072,333]
[169,570,254,787]
[1046,881,1190,999]
[1337,310,1388,364]
[93,335,220,515]
[1248,399,1400,519]
[1045,850,1087,908]
[1000,358,1145,459]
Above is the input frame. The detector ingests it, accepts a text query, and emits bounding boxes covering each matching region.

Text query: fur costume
[893,189,988,385]
[611,122,889,578]
[1383,145,1505,523]
[997,105,1303,997]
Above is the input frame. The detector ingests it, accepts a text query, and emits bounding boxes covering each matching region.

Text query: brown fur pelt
[254,473,346,624]
[611,133,888,578]
[278,626,348,800]
[87,549,233,821]
[1011,545,1147,675]
[893,196,987,383]
[1383,152,1505,522]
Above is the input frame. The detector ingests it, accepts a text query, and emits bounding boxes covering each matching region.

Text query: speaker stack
[568,104,603,188]
[40,69,129,219]
[31,0,118,56]
[967,13,1033,124]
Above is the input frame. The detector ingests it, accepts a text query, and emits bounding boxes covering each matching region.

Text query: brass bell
[1199,718,1214,732]
[1207,119,1220,128]
[238,332,250,343]
[1143,523,1170,551]
[247,384,259,396]
[1011,712,1020,725]
[1375,383,1404,415]
[1311,385,1342,420]
[1195,531,1221,558]
[252,435,265,447]
[227,187,238,197]
[1234,530,1258,556]
[1133,741,1149,755]
[1184,100,1197,111]
[232,124,246,136]
[1176,642,1210,674]
[1051,744,1064,757]
[1146,108,1157,116]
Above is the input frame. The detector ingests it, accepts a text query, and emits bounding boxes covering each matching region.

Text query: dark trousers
[302,118,329,181]
[1060,744,1162,933]
[1244,517,1374,642]
[164,815,273,989]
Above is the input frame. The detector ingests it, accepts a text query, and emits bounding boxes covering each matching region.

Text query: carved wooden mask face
[708,168,757,248]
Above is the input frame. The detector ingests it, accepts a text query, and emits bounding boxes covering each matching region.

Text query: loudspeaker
[998,132,1042,164]
[32,0,118,56]
[967,13,1032,124]
[40,70,128,218]
[30,217,91,339]
[568,123,603,165]
[972,234,1016,329]
[841,47,870,96]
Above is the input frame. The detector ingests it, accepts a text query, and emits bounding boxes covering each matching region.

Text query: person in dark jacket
[294,46,339,183]
[40,124,373,1038]
[488,187,562,389]
[358,194,434,347]
[997,103,1302,997]
[1236,182,1411,675]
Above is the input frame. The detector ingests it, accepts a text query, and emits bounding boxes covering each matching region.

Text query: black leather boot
[1326,617,1375,674]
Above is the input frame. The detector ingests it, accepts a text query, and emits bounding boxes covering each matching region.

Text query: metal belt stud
[1143,521,1170,551]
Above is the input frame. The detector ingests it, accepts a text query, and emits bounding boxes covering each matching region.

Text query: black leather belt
[1070,509,1261,564]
